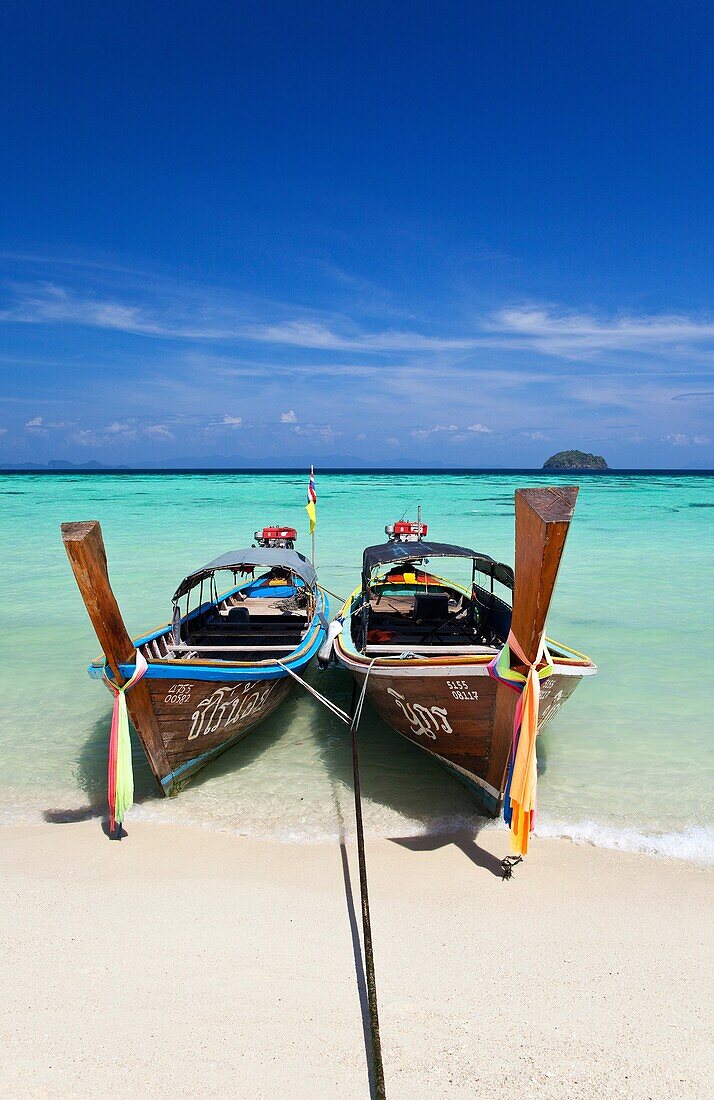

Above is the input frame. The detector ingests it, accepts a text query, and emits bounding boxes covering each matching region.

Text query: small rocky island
[543,449,608,471]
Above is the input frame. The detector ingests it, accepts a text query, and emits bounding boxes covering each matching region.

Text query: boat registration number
[446,679,479,701]
[164,683,192,705]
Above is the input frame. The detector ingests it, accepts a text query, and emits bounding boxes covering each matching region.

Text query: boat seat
[219,605,250,624]
[365,643,495,655]
[413,593,450,623]
[190,631,303,648]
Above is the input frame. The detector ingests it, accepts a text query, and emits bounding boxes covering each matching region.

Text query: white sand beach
[1,823,711,1099]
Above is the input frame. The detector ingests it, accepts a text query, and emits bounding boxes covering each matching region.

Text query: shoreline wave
[534,818,714,866]
[3,797,712,866]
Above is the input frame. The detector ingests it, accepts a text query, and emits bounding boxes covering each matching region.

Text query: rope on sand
[501,854,523,880]
[278,658,387,1097]
[349,666,386,1099]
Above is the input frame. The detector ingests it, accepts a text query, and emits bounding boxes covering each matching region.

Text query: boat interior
[354,567,513,656]
[140,568,315,664]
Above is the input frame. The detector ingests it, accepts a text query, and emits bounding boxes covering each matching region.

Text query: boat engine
[254,525,298,549]
[384,519,428,543]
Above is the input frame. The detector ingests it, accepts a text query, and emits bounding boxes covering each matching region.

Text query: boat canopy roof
[173,547,318,602]
[362,541,514,591]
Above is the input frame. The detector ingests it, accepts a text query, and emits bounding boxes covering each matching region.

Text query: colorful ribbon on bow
[102,650,148,835]
[488,631,553,856]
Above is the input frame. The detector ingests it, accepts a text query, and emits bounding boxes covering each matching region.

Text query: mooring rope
[278,656,386,1095]
[348,662,387,1099]
[275,660,351,724]
[317,582,349,605]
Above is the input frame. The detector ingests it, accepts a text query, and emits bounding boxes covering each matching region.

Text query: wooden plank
[61,520,172,786]
[537,674,580,732]
[485,486,578,795]
[363,671,496,762]
[146,678,293,767]
[365,644,495,655]
[167,643,298,653]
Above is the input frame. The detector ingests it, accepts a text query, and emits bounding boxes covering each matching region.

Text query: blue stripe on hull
[87,584,327,794]
[88,590,327,682]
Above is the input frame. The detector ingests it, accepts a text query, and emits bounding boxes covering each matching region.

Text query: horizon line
[1,465,712,475]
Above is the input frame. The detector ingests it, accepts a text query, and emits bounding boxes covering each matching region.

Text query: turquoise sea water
[1,472,712,862]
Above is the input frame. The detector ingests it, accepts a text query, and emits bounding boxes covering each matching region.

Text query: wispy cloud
[240,319,483,352]
[661,432,710,446]
[2,257,712,466]
[70,429,105,447]
[70,421,137,446]
[202,414,245,436]
[494,307,714,359]
[25,416,70,434]
[1,282,481,349]
[144,424,174,441]
[410,424,460,441]
[4,280,714,370]
[293,423,342,442]
[411,423,494,442]
[105,421,134,436]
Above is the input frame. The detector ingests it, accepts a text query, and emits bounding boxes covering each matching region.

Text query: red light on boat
[385,519,428,542]
[254,526,298,548]
[261,527,297,541]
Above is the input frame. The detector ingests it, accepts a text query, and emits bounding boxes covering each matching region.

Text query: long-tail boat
[62,522,327,798]
[329,487,596,820]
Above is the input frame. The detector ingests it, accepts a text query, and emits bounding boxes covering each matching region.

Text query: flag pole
[311,463,316,566]
[307,465,316,566]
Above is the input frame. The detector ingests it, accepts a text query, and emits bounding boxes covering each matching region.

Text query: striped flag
[305,465,317,532]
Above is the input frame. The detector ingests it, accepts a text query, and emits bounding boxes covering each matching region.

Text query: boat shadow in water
[304,666,505,878]
[42,665,537,877]
[43,709,163,830]
[43,693,297,828]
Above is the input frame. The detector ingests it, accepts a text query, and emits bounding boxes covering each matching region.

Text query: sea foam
[534,818,714,866]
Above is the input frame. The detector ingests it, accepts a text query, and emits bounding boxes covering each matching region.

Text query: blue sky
[1,1,712,467]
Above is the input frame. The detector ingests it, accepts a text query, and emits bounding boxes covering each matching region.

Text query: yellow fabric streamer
[499,630,552,856]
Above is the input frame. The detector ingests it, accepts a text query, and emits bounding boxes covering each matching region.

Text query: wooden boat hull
[89,617,325,795]
[333,485,596,817]
[336,643,592,815]
[61,518,328,798]
[142,674,293,793]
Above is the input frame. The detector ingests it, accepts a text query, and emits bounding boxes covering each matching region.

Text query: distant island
[543,450,608,470]
[0,459,131,471]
